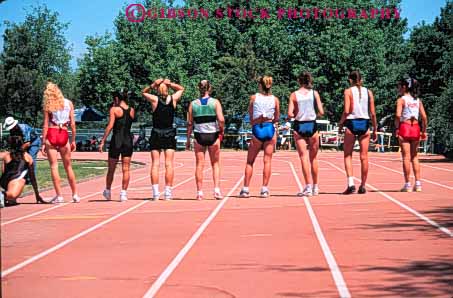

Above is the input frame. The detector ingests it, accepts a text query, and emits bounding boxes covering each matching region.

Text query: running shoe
[164,189,172,201]
[152,192,160,201]
[297,186,313,197]
[103,189,111,201]
[72,194,81,203]
[239,189,250,198]
[413,185,422,192]
[313,186,319,196]
[400,185,412,192]
[214,190,223,200]
[0,191,4,208]
[260,189,270,198]
[119,191,128,202]
[196,193,204,200]
[342,185,356,195]
[358,185,367,194]
[51,196,64,204]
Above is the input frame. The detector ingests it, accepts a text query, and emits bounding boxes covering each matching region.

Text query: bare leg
[262,135,276,187]
[46,141,62,196]
[60,143,77,196]
[309,133,320,185]
[5,179,26,201]
[164,149,175,186]
[343,129,355,179]
[194,142,206,192]
[208,138,221,189]
[151,150,160,185]
[106,158,118,189]
[295,134,311,185]
[121,156,131,190]
[399,137,411,183]
[244,137,262,187]
[358,132,370,186]
[411,141,421,181]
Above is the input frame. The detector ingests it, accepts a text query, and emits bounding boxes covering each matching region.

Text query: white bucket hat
[3,117,19,131]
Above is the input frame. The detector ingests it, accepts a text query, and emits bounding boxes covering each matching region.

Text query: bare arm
[69,101,76,146]
[287,93,296,119]
[314,91,324,117]
[249,95,256,125]
[339,89,351,127]
[99,107,116,153]
[368,90,377,141]
[273,96,280,125]
[419,100,428,134]
[41,110,49,154]
[186,103,193,150]
[168,81,185,103]
[215,99,225,134]
[394,98,404,134]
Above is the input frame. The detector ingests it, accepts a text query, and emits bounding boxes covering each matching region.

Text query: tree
[0,5,72,125]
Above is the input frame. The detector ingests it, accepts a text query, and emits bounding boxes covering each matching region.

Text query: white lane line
[422,164,453,173]
[142,175,244,298]
[1,170,199,278]
[323,160,453,237]
[369,161,453,191]
[1,163,185,226]
[287,161,351,298]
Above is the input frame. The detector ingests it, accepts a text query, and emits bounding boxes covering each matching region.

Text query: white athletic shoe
[297,186,312,197]
[72,194,81,203]
[51,196,64,204]
[164,188,172,201]
[0,191,5,208]
[313,186,319,196]
[214,190,223,200]
[260,187,270,198]
[103,189,111,201]
[152,192,160,201]
[119,190,128,202]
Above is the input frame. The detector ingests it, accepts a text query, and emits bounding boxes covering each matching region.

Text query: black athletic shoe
[358,185,367,194]
[343,185,356,195]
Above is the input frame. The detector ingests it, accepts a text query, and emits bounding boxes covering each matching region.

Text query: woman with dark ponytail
[0,136,47,207]
[395,77,428,192]
[99,89,135,202]
[338,70,377,195]
[239,76,280,198]
[288,72,324,197]
[187,80,225,200]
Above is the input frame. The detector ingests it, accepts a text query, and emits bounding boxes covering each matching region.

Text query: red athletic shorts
[399,122,420,142]
[47,128,69,147]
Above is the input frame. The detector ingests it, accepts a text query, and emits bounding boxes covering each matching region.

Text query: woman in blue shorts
[288,72,324,197]
[239,76,280,198]
[338,70,377,195]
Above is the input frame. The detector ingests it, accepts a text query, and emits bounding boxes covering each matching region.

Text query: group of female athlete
[0,70,428,206]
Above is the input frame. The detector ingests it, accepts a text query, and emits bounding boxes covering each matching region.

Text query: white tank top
[50,98,71,126]
[346,86,370,120]
[253,93,275,120]
[400,95,420,122]
[295,89,317,121]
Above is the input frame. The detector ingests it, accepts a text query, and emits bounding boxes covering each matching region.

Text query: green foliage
[0,5,73,126]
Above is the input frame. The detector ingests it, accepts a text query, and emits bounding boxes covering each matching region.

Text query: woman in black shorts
[99,89,135,202]
[142,78,184,200]
[186,80,225,200]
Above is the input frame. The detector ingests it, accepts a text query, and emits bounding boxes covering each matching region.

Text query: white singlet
[346,86,370,120]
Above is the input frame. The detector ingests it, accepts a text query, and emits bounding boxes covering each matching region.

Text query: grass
[0,160,109,193]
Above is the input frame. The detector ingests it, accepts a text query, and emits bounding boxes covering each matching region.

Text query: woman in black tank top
[1,137,47,207]
[99,89,135,202]
[142,78,185,200]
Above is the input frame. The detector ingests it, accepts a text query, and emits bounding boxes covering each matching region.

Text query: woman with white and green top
[187,80,225,200]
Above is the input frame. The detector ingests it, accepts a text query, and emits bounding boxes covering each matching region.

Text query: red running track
[1,151,452,297]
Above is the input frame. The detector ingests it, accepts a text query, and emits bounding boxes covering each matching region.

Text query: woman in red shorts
[395,78,428,192]
[41,82,80,203]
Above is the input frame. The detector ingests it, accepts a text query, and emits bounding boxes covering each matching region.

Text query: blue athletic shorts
[252,122,275,142]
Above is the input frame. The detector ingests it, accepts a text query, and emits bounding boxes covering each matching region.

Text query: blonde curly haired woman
[41,82,80,203]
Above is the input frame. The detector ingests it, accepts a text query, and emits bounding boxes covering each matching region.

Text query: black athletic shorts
[108,135,133,159]
[150,128,176,151]
[194,132,219,147]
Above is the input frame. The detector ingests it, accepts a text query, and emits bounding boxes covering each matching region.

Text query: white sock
[313,184,318,189]
[261,186,269,192]
[120,189,127,194]
[242,187,249,192]
[197,190,203,196]
[305,184,312,190]
[415,181,421,186]
[214,187,220,194]
[348,177,355,187]
[152,184,159,194]
[405,182,412,187]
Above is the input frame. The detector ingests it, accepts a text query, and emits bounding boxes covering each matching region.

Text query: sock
[313,184,319,189]
[120,189,127,194]
[348,177,355,187]
[242,186,249,192]
[305,184,312,190]
[214,187,220,194]
[197,190,203,196]
[152,184,159,195]
[261,186,269,192]
[415,181,422,186]
[405,182,412,187]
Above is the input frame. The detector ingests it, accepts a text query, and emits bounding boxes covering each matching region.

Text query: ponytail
[399,77,420,98]
[259,76,273,95]
[297,71,313,89]
[198,80,212,97]
[349,70,363,98]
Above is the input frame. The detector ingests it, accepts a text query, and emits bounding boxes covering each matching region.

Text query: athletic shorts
[108,135,133,159]
[0,169,28,191]
[252,123,275,142]
[47,128,69,147]
[399,122,420,142]
[293,120,318,138]
[150,128,176,151]
[345,119,369,137]
[194,132,219,147]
